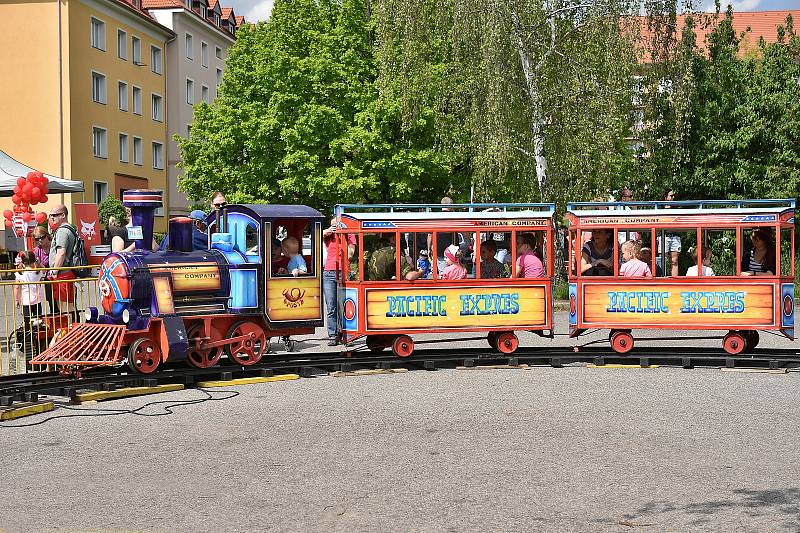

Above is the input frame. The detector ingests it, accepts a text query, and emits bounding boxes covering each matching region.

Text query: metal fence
[0,265,99,375]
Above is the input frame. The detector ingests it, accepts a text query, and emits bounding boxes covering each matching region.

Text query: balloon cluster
[3,171,49,237]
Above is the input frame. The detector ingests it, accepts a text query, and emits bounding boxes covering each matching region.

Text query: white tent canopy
[0,150,84,197]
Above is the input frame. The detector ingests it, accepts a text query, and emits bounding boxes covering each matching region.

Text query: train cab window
[740,227,776,276]
[433,230,473,280]
[700,229,736,276]
[580,229,614,276]
[479,231,511,279]
[344,234,360,281]
[514,231,546,278]
[656,229,695,277]
[244,222,259,257]
[569,229,578,276]
[363,232,399,281]
[780,228,794,278]
[616,228,651,278]
[271,220,316,277]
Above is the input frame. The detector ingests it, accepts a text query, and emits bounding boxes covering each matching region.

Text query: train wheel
[127,338,162,374]
[392,335,414,358]
[366,336,386,353]
[226,321,268,366]
[610,331,634,354]
[496,332,519,354]
[744,330,760,350]
[186,323,223,369]
[723,331,746,355]
[487,332,499,350]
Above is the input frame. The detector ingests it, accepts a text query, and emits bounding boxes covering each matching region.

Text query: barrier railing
[0,265,100,375]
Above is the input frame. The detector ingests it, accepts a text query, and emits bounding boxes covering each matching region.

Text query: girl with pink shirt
[439,244,467,280]
[619,240,652,277]
[515,233,544,278]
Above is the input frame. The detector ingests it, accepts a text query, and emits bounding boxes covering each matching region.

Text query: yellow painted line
[73,384,184,403]
[1,401,55,421]
[331,368,409,378]
[197,374,300,388]
[588,364,659,369]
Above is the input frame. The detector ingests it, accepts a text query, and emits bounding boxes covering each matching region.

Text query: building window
[132,86,142,115]
[119,133,129,163]
[216,68,222,86]
[201,85,209,103]
[92,126,108,158]
[185,33,193,60]
[201,42,208,67]
[132,36,141,65]
[215,46,222,59]
[117,29,127,59]
[152,141,164,169]
[91,71,107,104]
[186,78,194,104]
[150,46,162,74]
[133,136,143,165]
[212,13,220,25]
[118,81,128,111]
[91,18,105,50]
[151,94,163,122]
[93,182,108,203]
[130,0,141,8]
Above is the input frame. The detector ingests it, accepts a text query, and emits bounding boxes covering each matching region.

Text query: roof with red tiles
[115,0,175,35]
[141,0,183,8]
[636,10,800,60]
[221,7,233,19]
[235,15,244,27]
[145,0,241,36]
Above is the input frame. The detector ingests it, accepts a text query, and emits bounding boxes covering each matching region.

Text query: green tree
[178,0,451,213]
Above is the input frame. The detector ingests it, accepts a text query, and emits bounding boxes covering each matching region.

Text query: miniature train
[31,192,795,375]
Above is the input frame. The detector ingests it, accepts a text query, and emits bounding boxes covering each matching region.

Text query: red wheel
[127,338,162,374]
[723,332,746,355]
[610,331,634,354]
[496,332,519,354]
[392,335,414,358]
[366,335,387,353]
[186,323,223,369]
[226,321,268,366]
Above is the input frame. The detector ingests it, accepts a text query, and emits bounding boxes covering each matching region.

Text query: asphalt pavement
[1,331,799,532]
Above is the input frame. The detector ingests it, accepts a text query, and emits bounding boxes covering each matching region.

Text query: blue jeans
[323,270,338,339]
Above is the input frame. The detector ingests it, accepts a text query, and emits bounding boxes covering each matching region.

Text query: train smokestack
[168,217,193,252]
[122,190,162,250]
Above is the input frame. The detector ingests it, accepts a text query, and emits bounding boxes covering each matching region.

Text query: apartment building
[0,0,174,232]
[146,0,242,217]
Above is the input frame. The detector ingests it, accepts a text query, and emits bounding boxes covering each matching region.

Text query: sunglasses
[48,212,65,218]
[213,202,227,208]
[34,236,48,241]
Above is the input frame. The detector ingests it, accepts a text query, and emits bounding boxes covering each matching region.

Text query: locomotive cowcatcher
[31,190,325,374]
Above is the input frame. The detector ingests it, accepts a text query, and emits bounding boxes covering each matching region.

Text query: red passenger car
[567,199,795,354]
[335,203,557,357]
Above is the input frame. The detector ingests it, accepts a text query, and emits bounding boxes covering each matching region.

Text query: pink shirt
[619,258,652,277]
[324,233,356,271]
[440,263,467,280]
[516,251,544,278]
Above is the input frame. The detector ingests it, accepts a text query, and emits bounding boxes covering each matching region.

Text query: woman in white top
[14,250,46,350]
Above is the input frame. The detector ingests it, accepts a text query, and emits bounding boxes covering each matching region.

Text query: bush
[97,197,127,227]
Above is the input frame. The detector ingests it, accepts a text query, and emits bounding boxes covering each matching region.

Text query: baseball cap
[189,210,207,221]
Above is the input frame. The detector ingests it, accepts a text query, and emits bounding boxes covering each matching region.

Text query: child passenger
[417,249,431,279]
[619,240,652,277]
[686,247,715,276]
[479,241,504,279]
[14,251,45,323]
[281,237,307,277]
[439,244,467,280]
[515,233,544,278]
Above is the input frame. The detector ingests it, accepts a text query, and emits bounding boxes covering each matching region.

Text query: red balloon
[35,212,46,224]
[16,177,25,187]
[40,194,48,204]
[22,183,33,194]
[21,193,30,202]
[11,194,20,204]
[3,219,10,228]
[13,186,20,195]
[21,212,31,223]
[3,210,12,220]
[31,186,41,198]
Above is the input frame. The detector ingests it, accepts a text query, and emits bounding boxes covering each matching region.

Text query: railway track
[2,344,799,407]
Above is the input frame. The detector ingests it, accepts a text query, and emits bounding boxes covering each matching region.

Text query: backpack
[59,225,90,278]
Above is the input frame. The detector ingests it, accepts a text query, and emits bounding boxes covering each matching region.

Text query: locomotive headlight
[122,308,131,324]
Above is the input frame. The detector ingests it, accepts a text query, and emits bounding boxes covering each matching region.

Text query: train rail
[2,345,799,407]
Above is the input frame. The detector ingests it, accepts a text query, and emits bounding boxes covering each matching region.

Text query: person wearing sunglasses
[47,205,77,315]
[210,191,227,211]
[30,226,54,312]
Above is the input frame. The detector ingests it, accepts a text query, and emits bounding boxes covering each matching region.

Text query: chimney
[168,217,193,252]
[122,189,162,250]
